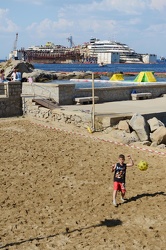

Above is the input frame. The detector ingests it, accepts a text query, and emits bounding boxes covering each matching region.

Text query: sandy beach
[0,117,166,250]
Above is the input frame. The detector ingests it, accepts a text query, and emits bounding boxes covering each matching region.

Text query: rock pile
[105,114,166,149]
[0,59,34,80]
[24,99,89,129]
[0,59,104,82]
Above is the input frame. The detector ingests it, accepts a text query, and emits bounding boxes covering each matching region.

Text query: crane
[67,35,75,48]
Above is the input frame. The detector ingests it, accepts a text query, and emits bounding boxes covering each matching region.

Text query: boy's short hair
[119,154,125,159]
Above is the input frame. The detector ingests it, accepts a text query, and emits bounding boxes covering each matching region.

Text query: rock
[0,59,34,80]
[101,117,112,128]
[157,144,166,149]
[108,129,139,144]
[147,117,165,132]
[121,131,140,144]
[150,141,158,147]
[35,73,53,82]
[117,120,130,133]
[131,141,151,147]
[103,127,114,134]
[140,141,151,146]
[0,60,102,82]
[150,127,166,145]
[129,113,150,142]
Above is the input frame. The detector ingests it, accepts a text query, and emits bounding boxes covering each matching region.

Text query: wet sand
[0,117,165,249]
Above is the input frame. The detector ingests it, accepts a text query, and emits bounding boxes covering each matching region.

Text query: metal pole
[92,72,95,131]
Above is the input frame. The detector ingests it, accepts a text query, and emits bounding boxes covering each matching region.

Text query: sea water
[32,61,166,88]
[33,61,166,73]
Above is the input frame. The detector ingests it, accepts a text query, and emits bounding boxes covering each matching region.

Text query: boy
[112,154,134,207]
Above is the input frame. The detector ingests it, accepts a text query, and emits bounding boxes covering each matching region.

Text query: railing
[22,80,58,114]
[30,81,52,100]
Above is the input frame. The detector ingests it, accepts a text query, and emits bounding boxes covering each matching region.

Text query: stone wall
[24,99,90,129]
[0,81,23,117]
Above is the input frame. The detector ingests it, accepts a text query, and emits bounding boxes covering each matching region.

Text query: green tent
[134,71,156,82]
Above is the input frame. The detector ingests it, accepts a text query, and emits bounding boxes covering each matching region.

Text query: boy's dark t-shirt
[114,163,127,184]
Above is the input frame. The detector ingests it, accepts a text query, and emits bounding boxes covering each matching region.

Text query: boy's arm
[112,164,116,172]
[126,155,134,167]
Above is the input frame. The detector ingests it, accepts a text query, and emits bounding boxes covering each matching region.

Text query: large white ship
[9,33,157,64]
[87,38,143,63]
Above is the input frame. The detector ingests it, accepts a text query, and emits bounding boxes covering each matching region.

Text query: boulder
[0,59,34,80]
[0,60,102,82]
[129,113,150,142]
[117,120,130,133]
[150,126,166,145]
[109,129,139,144]
[150,141,158,147]
[121,131,140,144]
[147,117,165,132]
[157,144,166,149]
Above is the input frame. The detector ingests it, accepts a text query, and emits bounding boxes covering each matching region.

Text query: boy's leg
[120,183,126,202]
[121,192,125,202]
[113,190,117,206]
[113,184,118,206]
[113,190,117,201]
[121,192,125,198]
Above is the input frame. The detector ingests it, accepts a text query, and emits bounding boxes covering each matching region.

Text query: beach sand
[0,117,165,250]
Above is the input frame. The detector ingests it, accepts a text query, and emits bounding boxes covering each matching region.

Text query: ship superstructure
[87,38,142,63]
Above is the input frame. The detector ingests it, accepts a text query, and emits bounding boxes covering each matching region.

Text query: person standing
[112,154,134,207]
[11,68,22,82]
[16,69,22,81]
[0,69,5,82]
[11,69,17,81]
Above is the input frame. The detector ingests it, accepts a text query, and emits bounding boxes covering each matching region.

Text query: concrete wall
[22,81,166,105]
[0,81,23,117]
[75,84,166,102]
[22,82,75,105]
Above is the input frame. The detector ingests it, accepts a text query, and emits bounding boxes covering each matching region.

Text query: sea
[33,61,166,73]
[1,59,166,88]
[33,61,166,88]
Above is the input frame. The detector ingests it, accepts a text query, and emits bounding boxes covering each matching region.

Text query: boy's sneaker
[113,200,117,207]
[121,197,125,203]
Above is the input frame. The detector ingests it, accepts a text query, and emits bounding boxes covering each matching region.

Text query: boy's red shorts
[114,182,126,193]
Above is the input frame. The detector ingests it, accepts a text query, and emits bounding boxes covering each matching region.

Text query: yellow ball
[138,160,148,171]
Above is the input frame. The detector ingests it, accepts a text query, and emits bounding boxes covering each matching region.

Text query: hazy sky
[1,0,166,59]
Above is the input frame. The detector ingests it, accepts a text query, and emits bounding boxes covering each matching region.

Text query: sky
[1,0,166,59]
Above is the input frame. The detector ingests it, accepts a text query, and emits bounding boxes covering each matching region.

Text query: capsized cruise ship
[8,35,157,64]
[88,38,147,63]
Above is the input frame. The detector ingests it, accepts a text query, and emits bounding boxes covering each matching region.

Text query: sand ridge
[0,117,166,250]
